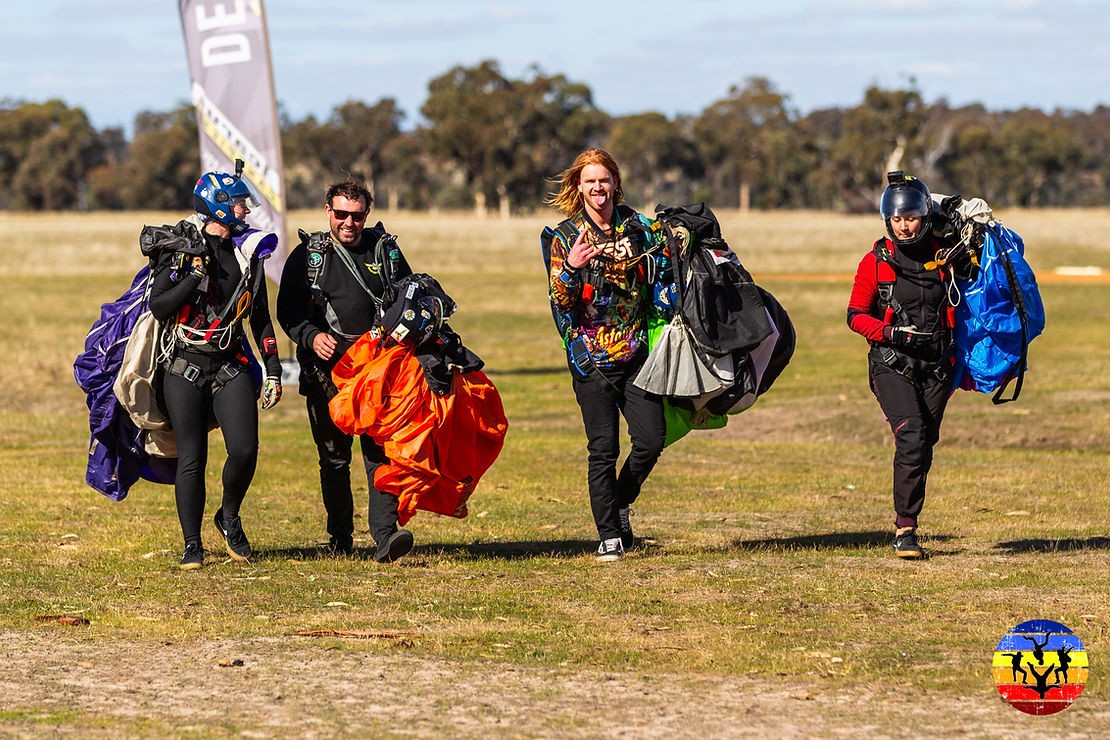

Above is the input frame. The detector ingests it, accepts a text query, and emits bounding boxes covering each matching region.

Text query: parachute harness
[158,260,257,365]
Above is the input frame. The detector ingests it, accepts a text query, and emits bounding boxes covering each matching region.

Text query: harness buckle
[213,362,241,389]
[169,357,203,385]
[567,335,595,378]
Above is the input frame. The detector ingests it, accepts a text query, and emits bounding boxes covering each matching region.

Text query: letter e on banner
[202,34,251,66]
[195,0,247,31]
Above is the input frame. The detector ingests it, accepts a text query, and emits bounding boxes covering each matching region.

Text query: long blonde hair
[544,148,624,217]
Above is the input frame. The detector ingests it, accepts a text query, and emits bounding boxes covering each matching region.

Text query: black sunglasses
[331,208,368,223]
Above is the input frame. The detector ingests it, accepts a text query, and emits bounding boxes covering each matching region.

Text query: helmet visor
[880,187,930,220]
[226,177,263,210]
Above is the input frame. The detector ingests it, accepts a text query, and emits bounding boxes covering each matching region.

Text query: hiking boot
[213,509,252,562]
[179,540,203,570]
[375,529,413,563]
[893,529,924,559]
[326,534,353,557]
[618,507,635,551]
[596,537,624,562]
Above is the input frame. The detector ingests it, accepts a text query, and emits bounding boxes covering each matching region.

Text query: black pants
[303,377,398,546]
[570,357,666,541]
[870,362,950,529]
[162,368,258,542]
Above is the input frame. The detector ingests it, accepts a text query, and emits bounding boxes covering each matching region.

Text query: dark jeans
[870,362,950,529]
[162,369,258,541]
[571,357,666,541]
[303,377,398,546]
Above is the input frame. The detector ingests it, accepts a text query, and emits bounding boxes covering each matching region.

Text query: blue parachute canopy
[953,224,1045,403]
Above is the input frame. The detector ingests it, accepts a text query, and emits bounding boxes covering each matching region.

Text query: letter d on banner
[179,0,287,281]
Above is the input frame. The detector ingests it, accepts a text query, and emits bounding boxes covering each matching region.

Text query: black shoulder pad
[305,230,331,251]
[616,203,638,222]
[554,219,577,245]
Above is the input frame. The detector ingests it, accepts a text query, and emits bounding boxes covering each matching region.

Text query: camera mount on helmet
[192,159,259,236]
[880,170,932,247]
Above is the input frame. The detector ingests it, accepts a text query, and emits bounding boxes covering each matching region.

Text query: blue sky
[4,0,1107,135]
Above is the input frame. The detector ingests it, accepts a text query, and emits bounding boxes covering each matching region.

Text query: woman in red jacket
[846,172,957,559]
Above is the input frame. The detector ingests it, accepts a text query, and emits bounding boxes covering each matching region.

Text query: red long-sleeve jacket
[847,236,953,353]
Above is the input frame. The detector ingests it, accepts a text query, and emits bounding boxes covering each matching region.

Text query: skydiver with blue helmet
[147,167,283,569]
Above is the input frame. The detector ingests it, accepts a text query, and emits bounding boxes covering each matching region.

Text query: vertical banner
[178,0,286,280]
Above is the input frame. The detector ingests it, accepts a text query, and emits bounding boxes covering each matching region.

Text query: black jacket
[276,225,411,372]
[148,219,281,377]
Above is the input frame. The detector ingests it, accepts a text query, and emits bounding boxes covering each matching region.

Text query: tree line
[3,60,1107,215]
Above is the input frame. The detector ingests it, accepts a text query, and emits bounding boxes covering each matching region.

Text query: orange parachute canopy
[329,335,508,525]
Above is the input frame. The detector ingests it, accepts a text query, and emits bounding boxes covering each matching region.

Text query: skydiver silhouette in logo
[1054,646,1073,683]
[1022,633,1050,665]
[1026,663,1060,699]
[1003,652,1028,683]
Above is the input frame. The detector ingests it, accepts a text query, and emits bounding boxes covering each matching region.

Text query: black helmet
[880,171,932,247]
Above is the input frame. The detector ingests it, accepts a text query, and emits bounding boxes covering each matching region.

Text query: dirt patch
[0,630,1100,738]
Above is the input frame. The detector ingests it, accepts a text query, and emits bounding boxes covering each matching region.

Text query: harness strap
[874,245,915,328]
[167,356,243,392]
[988,229,1030,405]
[202,264,255,337]
[871,240,956,384]
[303,227,399,342]
[872,346,951,385]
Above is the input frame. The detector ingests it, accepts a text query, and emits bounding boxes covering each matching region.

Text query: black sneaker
[214,509,252,562]
[179,540,203,570]
[374,529,413,563]
[618,506,635,551]
[596,537,623,562]
[893,530,924,559]
[326,535,353,557]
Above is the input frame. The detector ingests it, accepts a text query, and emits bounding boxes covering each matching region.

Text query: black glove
[931,195,962,240]
[883,325,931,350]
[940,194,963,218]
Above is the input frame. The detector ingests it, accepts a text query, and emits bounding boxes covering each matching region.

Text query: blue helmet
[193,171,259,236]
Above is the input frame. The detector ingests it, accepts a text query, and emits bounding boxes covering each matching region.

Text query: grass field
[1,208,1108,737]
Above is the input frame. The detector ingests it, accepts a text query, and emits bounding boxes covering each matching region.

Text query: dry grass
[2,209,1109,737]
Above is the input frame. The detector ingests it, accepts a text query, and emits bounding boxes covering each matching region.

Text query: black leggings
[162,369,258,541]
[870,362,950,529]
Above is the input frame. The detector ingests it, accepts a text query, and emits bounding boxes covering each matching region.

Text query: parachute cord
[946,270,962,308]
[157,323,177,366]
[173,322,239,352]
[432,297,446,330]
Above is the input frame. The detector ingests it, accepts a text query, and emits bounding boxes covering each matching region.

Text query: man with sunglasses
[277,180,413,562]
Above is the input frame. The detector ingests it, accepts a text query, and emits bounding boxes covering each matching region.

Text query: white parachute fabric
[955,197,994,225]
[178,0,287,281]
[633,316,724,397]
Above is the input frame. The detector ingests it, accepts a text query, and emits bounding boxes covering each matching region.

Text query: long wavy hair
[544,148,624,217]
